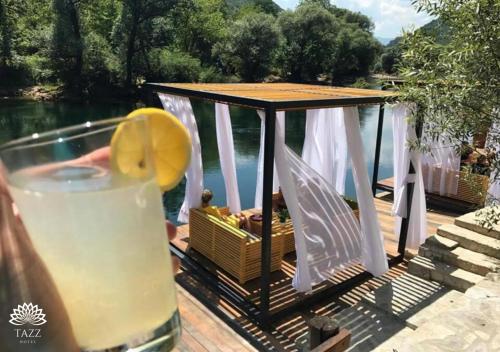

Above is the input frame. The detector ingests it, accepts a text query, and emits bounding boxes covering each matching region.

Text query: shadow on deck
[172,193,459,351]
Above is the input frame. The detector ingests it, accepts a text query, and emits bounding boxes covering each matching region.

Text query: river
[0,98,395,223]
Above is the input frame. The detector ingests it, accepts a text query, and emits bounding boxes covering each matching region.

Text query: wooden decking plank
[176,286,256,352]
[174,197,457,315]
[171,197,458,351]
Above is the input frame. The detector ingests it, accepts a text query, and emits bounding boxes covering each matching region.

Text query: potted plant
[277,208,289,227]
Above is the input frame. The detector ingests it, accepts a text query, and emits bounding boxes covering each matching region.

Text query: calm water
[0,98,395,223]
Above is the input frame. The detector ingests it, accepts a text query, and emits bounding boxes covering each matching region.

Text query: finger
[166,221,177,241]
[172,256,181,274]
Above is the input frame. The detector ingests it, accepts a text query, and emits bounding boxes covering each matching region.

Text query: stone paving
[342,207,500,351]
[373,273,500,352]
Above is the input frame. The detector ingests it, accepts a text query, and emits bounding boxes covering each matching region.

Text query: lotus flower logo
[9,303,47,326]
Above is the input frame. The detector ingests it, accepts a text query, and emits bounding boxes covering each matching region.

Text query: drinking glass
[0,116,181,351]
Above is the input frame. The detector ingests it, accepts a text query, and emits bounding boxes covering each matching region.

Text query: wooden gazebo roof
[147,83,397,110]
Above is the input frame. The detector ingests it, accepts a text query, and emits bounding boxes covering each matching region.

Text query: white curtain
[486,121,500,204]
[391,104,428,249]
[215,103,241,213]
[158,93,204,223]
[421,127,461,196]
[274,107,388,292]
[254,110,284,209]
[343,107,389,275]
[302,108,347,195]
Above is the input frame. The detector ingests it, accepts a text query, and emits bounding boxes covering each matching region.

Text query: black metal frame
[146,83,411,330]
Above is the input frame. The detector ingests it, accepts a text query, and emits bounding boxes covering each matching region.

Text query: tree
[51,0,83,90]
[169,0,226,65]
[398,0,500,213]
[214,12,280,82]
[332,26,381,81]
[0,0,14,66]
[112,0,174,88]
[380,46,401,74]
[330,6,374,32]
[278,3,339,82]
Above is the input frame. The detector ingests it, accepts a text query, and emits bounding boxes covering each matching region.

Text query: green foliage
[112,0,175,87]
[398,0,499,208]
[199,66,238,83]
[0,0,383,92]
[379,19,450,74]
[214,12,280,82]
[278,3,339,82]
[227,0,281,16]
[332,26,382,81]
[330,6,374,32]
[170,0,226,64]
[0,0,14,66]
[51,0,83,90]
[146,49,201,82]
[82,32,121,91]
[380,46,401,74]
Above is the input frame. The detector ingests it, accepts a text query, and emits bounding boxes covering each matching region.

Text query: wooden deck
[171,193,459,350]
[377,177,480,213]
[175,285,256,351]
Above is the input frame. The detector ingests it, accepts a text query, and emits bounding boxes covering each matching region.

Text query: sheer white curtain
[343,107,389,275]
[274,107,388,292]
[421,126,461,196]
[158,93,204,223]
[215,103,241,213]
[391,104,428,249]
[486,121,500,204]
[302,108,347,195]
[254,111,284,209]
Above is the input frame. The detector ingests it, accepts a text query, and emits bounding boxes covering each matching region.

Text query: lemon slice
[111,108,191,191]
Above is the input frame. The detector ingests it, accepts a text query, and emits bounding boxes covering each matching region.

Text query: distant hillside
[379,19,450,74]
[386,19,450,48]
[418,18,451,44]
[225,0,282,15]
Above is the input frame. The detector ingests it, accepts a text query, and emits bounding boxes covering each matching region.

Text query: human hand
[1,155,179,351]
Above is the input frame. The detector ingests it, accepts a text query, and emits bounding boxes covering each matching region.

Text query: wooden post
[311,329,351,352]
[309,316,344,350]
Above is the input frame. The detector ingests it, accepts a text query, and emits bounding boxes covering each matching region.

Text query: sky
[273,0,433,39]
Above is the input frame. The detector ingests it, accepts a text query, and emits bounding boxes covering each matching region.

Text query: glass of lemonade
[0,116,180,351]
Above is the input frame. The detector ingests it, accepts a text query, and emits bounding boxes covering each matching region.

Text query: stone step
[419,244,500,276]
[423,234,459,251]
[454,210,500,240]
[361,273,463,329]
[437,224,500,259]
[408,256,483,292]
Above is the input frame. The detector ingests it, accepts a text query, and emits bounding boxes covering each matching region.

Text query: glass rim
[0,115,145,154]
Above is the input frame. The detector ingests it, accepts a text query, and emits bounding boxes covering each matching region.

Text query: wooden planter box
[422,166,489,205]
[189,208,284,284]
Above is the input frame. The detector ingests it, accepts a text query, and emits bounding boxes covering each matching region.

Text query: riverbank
[0,75,384,104]
[0,84,143,104]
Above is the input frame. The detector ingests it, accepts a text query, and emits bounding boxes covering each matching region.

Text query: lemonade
[8,167,177,350]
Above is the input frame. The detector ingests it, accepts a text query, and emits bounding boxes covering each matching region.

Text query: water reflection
[0,98,394,224]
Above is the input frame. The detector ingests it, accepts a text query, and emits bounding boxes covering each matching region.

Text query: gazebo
[146,83,417,329]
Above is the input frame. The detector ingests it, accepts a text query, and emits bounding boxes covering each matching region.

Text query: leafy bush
[214,12,280,82]
[199,66,238,83]
[24,54,54,83]
[82,32,121,90]
[147,49,201,82]
[277,3,339,82]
